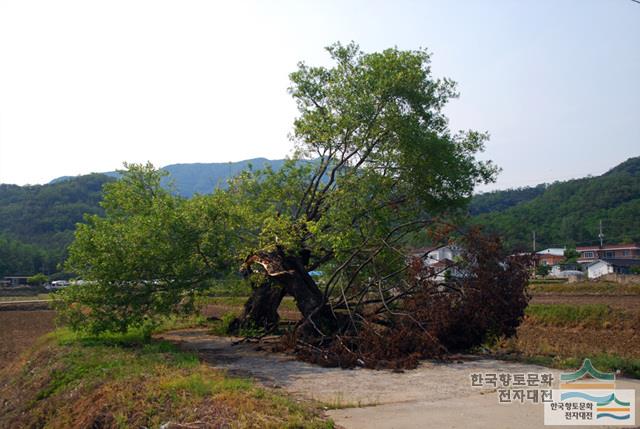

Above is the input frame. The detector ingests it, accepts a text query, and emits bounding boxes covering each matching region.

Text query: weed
[525,304,620,327]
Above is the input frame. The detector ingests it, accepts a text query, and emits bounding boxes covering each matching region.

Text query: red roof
[576,244,639,251]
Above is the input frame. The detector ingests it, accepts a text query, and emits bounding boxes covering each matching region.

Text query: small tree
[536,264,551,277]
[57,163,242,333]
[27,273,48,286]
[563,248,580,264]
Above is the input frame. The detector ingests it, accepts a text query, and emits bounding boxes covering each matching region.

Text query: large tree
[230,42,497,333]
[59,44,529,366]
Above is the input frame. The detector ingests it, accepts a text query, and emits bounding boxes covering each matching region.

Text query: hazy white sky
[0,0,638,190]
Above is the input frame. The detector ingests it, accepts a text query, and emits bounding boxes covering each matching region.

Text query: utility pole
[598,220,604,248]
[532,231,536,253]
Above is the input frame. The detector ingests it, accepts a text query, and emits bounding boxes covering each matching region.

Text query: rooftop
[577,244,639,251]
[536,248,566,256]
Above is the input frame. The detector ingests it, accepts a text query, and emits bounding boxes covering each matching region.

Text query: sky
[0,0,638,190]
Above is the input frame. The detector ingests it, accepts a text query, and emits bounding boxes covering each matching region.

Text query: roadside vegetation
[525,303,619,327]
[0,326,332,429]
[487,296,640,378]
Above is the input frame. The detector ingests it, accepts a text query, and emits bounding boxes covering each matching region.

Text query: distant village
[2,242,639,289]
[412,242,640,282]
[534,243,640,280]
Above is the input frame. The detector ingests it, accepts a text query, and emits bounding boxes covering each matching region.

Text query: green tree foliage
[0,235,47,277]
[27,273,48,286]
[58,163,242,333]
[0,174,114,275]
[563,248,580,264]
[221,42,498,332]
[469,184,546,215]
[535,264,551,277]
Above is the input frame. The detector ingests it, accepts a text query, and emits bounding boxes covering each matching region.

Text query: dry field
[531,293,640,312]
[0,309,56,366]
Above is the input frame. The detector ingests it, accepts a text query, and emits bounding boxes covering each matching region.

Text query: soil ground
[0,309,56,366]
[531,294,640,312]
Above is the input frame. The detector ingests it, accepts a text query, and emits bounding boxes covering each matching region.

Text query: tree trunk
[242,247,339,337]
[277,255,338,335]
[232,275,285,333]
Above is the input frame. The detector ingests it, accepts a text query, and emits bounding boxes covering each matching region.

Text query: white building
[586,260,614,279]
[411,245,461,281]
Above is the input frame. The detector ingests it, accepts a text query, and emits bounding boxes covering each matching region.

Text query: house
[411,245,460,265]
[577,243,640,264]
[1,276,29,287]
[411,245,461,281]
[536,248,566,266]
[586,258,640,279]
[586,260,613,279]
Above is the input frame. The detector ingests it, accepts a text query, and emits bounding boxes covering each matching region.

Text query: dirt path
[158,329,640,428]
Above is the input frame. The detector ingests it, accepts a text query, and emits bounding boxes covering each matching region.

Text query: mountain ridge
[1,155,638,276]
[49,158,288,198]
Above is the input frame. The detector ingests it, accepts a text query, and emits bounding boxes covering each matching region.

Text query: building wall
[539,255,564,266]
[587,262,613,279]
[578,246,640,262]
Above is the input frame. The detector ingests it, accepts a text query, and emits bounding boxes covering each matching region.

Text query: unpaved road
[159,329,640,429]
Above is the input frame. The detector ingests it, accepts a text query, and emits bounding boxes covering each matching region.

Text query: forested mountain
[472,156,640,250]
[0,174,114,276]
[1,159,288,276]
[51,158,287,198]
[2,156,638,277]
[469,184,546,215]
[161,158,287,197]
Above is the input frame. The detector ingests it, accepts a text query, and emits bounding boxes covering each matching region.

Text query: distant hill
[0,174,115,276]
[3,156,639,276]
[472,156,640,250]
[50,158,288,198]
[2,159,289,276]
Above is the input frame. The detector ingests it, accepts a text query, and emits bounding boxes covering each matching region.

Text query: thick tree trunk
[277,255,338,335]
[240,247,339,336]
[232,276,285,333]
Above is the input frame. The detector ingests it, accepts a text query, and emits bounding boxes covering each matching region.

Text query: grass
[198,295,299,312]
[524,303,620,327]
[488,301,640,379]
[530,278,568,285]
[0,327,333,428]
[0,293,52,302]
[529,281,640,295]
[321,393,380,410]
[518,354,640,379]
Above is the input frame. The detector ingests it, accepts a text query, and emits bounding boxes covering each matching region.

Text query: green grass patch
[525,304,619,327]
[530,281,640,295]
[530,278,568,285]
[0,293,52,302]
[161,373,253,398]
[520,354,640,379]
[2,327,331,428]
[199,296,299,312]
